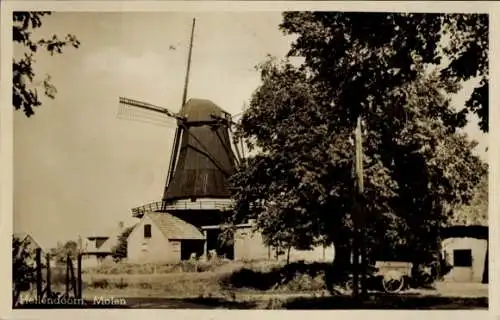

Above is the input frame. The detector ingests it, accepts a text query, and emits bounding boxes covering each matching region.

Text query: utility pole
[352,115,365,299]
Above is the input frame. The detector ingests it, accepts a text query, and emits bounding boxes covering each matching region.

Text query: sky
[13,12,488,249]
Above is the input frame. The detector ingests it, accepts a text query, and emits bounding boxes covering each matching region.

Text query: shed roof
[441,225,488,240]
[13,232,43,249]
[146,212,205,240]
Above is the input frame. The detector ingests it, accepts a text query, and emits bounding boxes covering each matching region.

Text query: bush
[91,279,109,289]
[12,236,37,306]
[221,261,329,292]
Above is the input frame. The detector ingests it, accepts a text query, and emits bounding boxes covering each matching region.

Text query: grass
[83,259,231,275]
[77,260,331,297]
[21,260,487,309]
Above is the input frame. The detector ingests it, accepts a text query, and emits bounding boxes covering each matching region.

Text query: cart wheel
[345,279,354,292]
[381,271,405,293]
[420,274,433,285]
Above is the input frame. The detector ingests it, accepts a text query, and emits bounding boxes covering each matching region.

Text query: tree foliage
[447,174,488,227]
[280,12,488,132]
[49,240,79,264]
[12,236,37,306]
[111,226,135,262]
[230,12,487,270]
[13,11,80,117]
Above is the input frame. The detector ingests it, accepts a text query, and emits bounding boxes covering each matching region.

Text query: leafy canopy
[280,12,488,132]
[49,240,79,264]
[12,236,37,306]
[111,226,135,262]
[13,11,81,117]
[230,12,487,264]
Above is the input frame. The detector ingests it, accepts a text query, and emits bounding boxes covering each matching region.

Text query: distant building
[13,232,43,253]
[440,225,488,283]
[13,232,56,267]
[81,235,114,268]
[81,222,126,268]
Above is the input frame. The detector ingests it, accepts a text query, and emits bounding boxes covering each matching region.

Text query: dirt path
[79,282,488,309]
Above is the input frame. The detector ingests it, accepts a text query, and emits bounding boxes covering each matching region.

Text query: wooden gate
[33,248,83,301]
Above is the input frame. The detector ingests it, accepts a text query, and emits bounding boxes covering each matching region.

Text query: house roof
[13,232,43,250]
[441,225,488,240]
[146,212,205,240]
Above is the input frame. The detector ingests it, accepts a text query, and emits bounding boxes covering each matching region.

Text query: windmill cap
[180,98,230,122]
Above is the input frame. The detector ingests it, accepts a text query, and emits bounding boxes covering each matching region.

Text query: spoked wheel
[381,271,405,293]
[420,274,433,286]
[345,279,354,292]
[344,278,365,293]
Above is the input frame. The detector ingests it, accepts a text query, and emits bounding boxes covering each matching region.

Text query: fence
[33,248,83,301]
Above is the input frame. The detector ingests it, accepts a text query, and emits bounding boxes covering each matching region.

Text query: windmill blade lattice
[117,98,178,129]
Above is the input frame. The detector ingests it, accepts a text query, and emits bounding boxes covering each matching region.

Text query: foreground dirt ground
[78,281,488,309]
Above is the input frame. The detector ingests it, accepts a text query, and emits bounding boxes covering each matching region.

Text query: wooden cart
[374,261,413,293]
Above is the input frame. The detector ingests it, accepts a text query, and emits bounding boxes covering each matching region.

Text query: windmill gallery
[116,19,334,264]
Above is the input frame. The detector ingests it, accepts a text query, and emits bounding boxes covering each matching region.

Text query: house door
[206,229,234,260]
[180,240,204,260]
[452,249,473,282]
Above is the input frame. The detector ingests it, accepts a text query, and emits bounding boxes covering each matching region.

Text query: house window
[453,249,472,267]
[144,224,152,238]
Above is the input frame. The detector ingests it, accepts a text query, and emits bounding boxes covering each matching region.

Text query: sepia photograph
[9,7,489,311]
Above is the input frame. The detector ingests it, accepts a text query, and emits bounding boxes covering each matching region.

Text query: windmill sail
[166,18,196,190]
[117,99,178,128]
[163,98,237,202]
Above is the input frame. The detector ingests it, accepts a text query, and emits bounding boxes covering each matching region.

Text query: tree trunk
[325,238,351,294]
[286,245,291,265]
[13,288,20,307]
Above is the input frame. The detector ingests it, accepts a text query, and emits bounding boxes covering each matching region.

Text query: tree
[12,236,37,306]
[50,240,79,264]
[280,12,488,132]
[440,14,488,132]
[13,11,80,117]
[447,173,488,226]
[230,52,486,275]
[111,226,135,262]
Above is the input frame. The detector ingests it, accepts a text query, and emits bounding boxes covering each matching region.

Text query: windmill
[117,18,243,256]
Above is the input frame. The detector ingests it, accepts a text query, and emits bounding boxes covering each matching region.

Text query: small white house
[201,222,335,262]
[229,223,335,262]
[127,211,206,263]
[81,235,114,268]
[441,225,488,283]
[81,222,130,268]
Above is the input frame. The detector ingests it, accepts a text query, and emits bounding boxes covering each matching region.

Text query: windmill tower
[118,18,242,259]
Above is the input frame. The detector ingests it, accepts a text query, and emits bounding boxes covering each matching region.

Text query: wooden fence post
[45,254,51,297]
[65,255,70,296]
[68,258,77,297]
[35,248,42,300]
[77,253,82,300]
